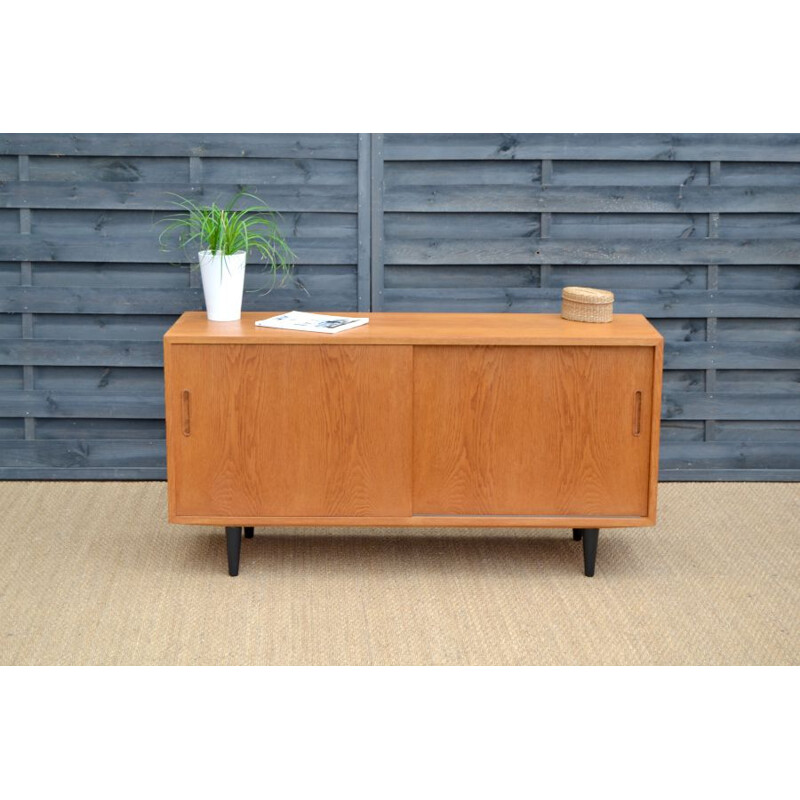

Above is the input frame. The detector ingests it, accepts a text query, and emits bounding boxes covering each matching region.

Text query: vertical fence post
[370,134,385,311]
[188,157,203,289]
[705,160,720,443]
[357,134,372,312]
[18,155,35,441]
[540,158,552,290]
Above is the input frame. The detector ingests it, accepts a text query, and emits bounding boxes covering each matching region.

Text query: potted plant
[158,192,294,322]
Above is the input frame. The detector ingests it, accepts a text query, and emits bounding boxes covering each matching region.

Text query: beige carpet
[0,482,797,665]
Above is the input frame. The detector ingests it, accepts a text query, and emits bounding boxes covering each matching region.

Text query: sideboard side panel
[647,341,664,521]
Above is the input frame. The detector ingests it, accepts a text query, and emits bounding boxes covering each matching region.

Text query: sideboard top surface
[165,312,663,346]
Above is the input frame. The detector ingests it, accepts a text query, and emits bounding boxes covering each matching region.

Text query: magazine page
[255,311,370,334]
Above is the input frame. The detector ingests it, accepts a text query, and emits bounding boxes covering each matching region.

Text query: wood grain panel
[413,346,654,516]
[166,344,412,518]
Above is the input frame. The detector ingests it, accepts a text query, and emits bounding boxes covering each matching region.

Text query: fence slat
[0,134,358,159]
[0,283,358,314]
[0,182,358,212]
[663,342,800,369]
[0,468,166,479]
[381,288,800,317]
[0,234,357,264]
[662,392,800,420]
[0,340,163,367]
[384,238,800,265]
[660,441,800,469]
[384,185,800,213]
[0,390,165,418]
[658,469,800,480]
[384,133,800,161]
[0,439,166,468]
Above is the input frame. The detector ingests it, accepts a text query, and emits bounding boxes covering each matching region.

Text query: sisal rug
[0,481,797,665]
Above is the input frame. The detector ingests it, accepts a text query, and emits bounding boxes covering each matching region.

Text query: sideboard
[164,312,663,577]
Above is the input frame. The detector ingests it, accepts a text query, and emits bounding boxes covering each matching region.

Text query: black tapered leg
[573,529,582,541]
[579,528,599,577]
[226,526,242,576]
[244,527,254,539]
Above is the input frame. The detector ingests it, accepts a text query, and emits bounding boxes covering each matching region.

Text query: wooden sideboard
[164,312,663,577]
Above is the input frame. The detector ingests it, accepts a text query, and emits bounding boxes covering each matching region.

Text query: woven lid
[562,286,614,304]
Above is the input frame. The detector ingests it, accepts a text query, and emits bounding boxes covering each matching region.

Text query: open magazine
[255,311,369,335]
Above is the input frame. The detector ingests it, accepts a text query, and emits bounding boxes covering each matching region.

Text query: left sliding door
[165,344,413,519]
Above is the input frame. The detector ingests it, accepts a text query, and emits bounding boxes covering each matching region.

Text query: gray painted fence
[1,133,799,481]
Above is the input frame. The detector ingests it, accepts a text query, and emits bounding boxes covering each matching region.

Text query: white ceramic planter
[198,250,246,322]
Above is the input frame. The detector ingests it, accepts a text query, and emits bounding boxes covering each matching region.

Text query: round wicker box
[561,286,614,323]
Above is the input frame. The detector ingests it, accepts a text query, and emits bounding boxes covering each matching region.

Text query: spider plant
[158,192,295,290]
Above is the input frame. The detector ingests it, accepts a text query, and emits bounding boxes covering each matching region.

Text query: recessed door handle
[633,390,642,437]
[182,390,191,436]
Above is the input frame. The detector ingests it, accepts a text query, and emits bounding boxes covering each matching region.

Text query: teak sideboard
[164,312,663,577]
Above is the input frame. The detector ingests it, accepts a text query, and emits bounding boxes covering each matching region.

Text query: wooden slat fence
[0,133,798,480]
[0,133,365,478]
[375,133,800,481]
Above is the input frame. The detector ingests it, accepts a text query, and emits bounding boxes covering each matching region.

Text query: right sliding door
[413,345,654,517]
